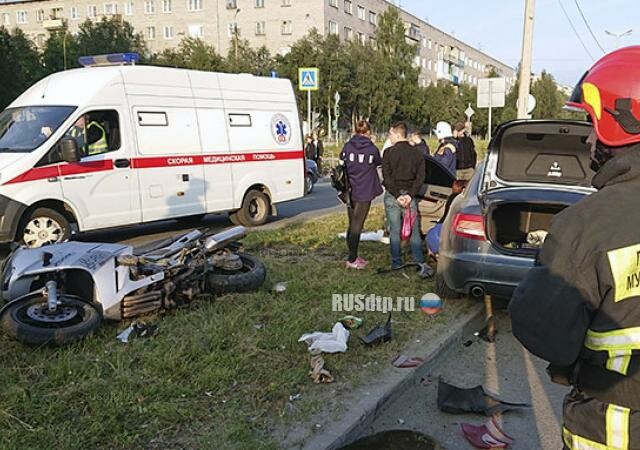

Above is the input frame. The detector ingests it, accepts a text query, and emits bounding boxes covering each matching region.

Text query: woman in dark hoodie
[339,120,383,269]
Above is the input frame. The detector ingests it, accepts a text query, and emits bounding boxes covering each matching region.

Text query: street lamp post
[605,29,633,49]
[233,8,241,64]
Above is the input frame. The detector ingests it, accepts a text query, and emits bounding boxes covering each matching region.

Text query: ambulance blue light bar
[78,52,140,67]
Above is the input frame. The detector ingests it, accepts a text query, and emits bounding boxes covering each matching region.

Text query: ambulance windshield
[0,106,75,152]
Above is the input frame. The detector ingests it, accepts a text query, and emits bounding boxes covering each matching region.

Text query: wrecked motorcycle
[0,226,266,346]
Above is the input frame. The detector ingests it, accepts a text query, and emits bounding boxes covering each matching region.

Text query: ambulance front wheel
[18,207,71,248]
[229,190,270,227]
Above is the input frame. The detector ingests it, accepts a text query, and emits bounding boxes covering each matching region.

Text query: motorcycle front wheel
[0,293,102,346]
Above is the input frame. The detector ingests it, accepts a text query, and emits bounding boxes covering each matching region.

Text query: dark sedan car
[436,119,595,299]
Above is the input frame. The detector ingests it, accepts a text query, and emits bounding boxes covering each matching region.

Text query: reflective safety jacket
[509,145,640,449]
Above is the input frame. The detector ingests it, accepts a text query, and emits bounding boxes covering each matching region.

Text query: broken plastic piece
[116,321,159,343]
[437,378,529,416]
[298,322,349,353]
[361,313,392,346]
[460,417,514,449]
[289,393,302,401]
[339,315,363,330]
[391,355,425,368]
[526,230,548,247]
[273,281,289,293]
[337,230,389,244]
[309,354,334,384]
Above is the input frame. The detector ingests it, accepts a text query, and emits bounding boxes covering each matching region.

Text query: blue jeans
[383,192,425,268]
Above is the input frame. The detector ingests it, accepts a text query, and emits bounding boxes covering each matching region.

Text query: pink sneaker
[355,256,369,267]
[346,259,366,270]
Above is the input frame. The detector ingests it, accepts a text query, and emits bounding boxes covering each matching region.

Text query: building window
[328,20,338,35]
[428,39,432,49]
[35,9,45,22]
[51,7,64,18]
[147,26,156,40]
[16,11,28,24]
[328,0,337,7]
[357,5,365,20]
[281,0,291,6]
[36,33,46,46]
[3,13,10,26]
[255,21,266,35]
[226,0,236,7]
[427,60,432,71]
[104,3,118,15]
[164,25,173,39]
[188,24,204,37]
[162,0,171,12]
[71,7,80,19]
[227,22,237,37]
[144,0,155,13]
[188,0,203,11]
[343,26,352,41]
[281,20,292,35]
[87,5,97,17]
[357,31,365,45]
[124,1,134,15]
[255,0,264,7]
[344,0,352,14]
[368,11,376,25]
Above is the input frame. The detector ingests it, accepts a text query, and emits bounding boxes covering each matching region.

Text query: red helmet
[566,46,640,148]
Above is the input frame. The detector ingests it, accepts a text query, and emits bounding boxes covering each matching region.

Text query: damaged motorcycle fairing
[1,227,249,321]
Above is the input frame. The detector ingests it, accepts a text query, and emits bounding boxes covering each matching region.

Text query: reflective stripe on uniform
[585,328,640,352]
[607,350,632,375]
[563,427,608,450]
[606,404,630,449]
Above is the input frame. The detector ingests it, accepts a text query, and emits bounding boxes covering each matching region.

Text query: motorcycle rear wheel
[1,293,102,346]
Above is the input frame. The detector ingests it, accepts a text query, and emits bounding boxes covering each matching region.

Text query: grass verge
[0,207,469,449]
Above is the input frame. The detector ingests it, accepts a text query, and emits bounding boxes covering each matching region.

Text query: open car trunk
[483,188,587,257]
[485,120,594,191]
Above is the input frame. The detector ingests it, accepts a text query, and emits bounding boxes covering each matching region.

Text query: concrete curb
[295,301,485,450]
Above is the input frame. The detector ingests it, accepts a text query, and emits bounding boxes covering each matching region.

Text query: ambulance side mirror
[59,138,81,163]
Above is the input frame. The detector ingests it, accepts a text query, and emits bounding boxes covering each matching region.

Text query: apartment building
[0,0,515,87]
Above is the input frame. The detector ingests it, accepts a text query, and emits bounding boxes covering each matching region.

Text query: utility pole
[605,29,633,49]
[517,0,535,119]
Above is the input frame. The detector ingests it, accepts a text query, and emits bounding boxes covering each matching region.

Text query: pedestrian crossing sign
[298,67,319,91]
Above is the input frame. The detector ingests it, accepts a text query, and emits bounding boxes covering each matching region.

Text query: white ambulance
[0,53,304,247]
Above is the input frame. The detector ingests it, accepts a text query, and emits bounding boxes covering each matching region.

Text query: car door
[418,156,456,233]
[59,108,136,230]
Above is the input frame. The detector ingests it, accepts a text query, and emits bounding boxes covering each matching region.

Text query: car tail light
[452,213,486,241]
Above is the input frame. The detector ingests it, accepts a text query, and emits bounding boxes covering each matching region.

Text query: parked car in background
[436,120,594,299]
[305,159,321,194]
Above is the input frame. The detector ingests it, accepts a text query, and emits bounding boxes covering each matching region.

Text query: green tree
[42,24,81,74]
[530,70,564,119]
[153,37,224,71]
[0,27,43,109]
[75,17,146,58]
[225,39,274,76]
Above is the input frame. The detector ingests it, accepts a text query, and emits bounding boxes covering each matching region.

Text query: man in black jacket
[453,122,476,181]
[382,121,430,277]
[509,46,640,449]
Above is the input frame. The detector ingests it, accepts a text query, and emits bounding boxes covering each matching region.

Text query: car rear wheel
[434,273,461,299]
[229,190,270,227]
[19,207,71,248]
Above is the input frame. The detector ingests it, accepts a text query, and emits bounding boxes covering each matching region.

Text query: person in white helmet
[433,121,457,175]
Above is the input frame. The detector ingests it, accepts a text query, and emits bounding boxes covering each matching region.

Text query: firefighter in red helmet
[510,46,640,449]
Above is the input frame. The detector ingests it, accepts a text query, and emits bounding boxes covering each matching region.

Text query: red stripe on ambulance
[3,150,304,185]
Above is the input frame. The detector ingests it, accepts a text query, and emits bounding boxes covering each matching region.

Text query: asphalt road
[363,310,568,450]
[75,178,347,248]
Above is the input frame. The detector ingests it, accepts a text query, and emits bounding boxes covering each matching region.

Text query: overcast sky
[401,0,640,86]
